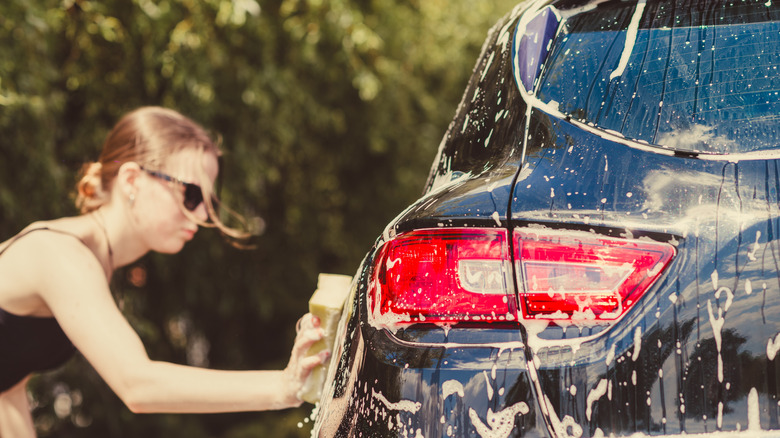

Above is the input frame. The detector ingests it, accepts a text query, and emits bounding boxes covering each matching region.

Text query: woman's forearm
[108,318,327,414]
[117,361,300,414]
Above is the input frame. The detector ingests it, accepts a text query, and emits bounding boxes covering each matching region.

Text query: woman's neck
[94,204,150,270]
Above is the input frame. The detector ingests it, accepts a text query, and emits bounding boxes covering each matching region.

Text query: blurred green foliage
[0,0,518,436]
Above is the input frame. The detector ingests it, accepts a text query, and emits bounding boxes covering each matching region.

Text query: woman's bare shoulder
[2,216,91,247]
[0,219,103,316]
[11,225,99,271]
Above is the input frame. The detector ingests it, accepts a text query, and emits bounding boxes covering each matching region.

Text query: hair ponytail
[75,161,108,213]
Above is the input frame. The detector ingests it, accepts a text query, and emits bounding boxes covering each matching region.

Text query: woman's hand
[279,313,329,408]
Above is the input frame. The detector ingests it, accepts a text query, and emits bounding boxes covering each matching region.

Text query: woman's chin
[155,241,188,255]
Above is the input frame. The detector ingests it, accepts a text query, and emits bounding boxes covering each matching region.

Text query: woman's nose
[192,200,210,222]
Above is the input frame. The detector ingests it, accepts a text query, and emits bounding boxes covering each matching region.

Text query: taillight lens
[368,226,675,327]
[370,228,516,324]
[515,229,675,321]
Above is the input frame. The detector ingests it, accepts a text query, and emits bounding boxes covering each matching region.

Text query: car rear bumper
[315,319,553,438]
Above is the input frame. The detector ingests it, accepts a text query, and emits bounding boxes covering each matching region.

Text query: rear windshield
[537,0,780,154]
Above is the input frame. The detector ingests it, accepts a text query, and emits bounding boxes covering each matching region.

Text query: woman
[0,106,327,437]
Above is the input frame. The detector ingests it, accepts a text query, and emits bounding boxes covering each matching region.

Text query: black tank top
[0,228,78,393]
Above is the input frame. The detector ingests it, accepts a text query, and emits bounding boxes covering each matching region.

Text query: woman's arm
[0,377,35,438]
[35,233,326,413]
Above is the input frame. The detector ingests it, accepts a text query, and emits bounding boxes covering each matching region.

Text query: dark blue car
[314,0,780,436]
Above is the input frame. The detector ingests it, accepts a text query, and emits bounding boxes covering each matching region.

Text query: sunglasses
[140,167,210,211]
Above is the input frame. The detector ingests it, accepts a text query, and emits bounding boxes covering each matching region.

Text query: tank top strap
[0,227,88,258]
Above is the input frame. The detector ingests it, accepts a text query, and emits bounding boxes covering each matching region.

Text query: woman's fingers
[295,314,311,333]
[292,314,323,357]
[282,314,331,405]
[299,351,329,374]
[295,314,320,333]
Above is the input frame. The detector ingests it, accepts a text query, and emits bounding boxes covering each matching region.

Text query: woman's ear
[115,162,142,205]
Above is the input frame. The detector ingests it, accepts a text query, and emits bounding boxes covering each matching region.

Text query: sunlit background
[1,0,518,436]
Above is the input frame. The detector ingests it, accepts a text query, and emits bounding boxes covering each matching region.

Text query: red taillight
[370,228,516,324]
[515,229,675,321]
[369,227,675,327]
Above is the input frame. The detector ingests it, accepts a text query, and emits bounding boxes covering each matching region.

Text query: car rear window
[537,0,780,154]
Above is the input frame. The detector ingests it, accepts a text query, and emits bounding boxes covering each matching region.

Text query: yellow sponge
[299,273,353,404]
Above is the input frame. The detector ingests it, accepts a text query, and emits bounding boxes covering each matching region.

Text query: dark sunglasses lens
[183,183,204,211]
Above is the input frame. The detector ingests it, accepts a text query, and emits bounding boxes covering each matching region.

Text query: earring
[128,193,136,207]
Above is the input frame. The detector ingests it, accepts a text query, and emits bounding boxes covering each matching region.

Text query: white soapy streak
[495,342,526,357]
[543,394,583,438]
[442,380,465,400]
[481,51,496,83]
[468,402,530,438]
[707,300,725,382]
[485,128,494,147]
[586,379,609,421]
[462,114,471,133]
[492,211,502,226]
[747,231,761,261]
[647,262,663,277]
[521,88,780,161]
[606,344,617,365]
[767,333,780,361]
[386,257,402,269]
[371,389,422,414]
[609,0,646,81]
[748,387,761,431]
[520,103,533,171]
[632,326,643,361]
[716,286,734,312]
[483,371,494,401]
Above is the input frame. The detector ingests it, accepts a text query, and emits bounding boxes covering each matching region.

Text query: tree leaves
[1,0,518,435]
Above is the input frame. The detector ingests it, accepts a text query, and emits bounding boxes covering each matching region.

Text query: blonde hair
[76,106,253,241]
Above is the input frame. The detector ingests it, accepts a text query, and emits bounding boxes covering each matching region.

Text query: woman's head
[76,106,251,242]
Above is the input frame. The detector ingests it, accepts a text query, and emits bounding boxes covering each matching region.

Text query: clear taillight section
[370,228,516,324]
[515,229,675,321]
[369,227,675,326]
